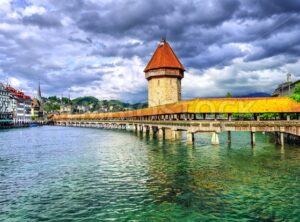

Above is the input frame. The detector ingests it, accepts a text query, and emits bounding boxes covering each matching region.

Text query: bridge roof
[178,97,300,114]
[144,39,185,72]
[53,97,300,120]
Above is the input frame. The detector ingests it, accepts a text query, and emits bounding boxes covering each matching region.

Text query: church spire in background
[37,81,42,101]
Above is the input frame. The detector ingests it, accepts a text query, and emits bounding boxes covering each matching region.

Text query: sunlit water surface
[0,126,300,221]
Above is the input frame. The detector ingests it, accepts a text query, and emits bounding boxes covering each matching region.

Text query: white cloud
[9,76,21,87]
[69,56,147,102]
[0,0,11,13]
[21,5,46,17]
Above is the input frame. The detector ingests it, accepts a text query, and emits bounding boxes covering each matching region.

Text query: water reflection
[141,131,300,220]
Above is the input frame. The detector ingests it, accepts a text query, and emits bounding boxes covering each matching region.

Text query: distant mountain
[237,92,271,98]
[187,92,272,100]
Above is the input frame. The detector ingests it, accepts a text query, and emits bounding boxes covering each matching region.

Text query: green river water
[0,126,299,221]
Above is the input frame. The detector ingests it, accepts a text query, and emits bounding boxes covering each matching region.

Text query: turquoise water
[0,126,300,221]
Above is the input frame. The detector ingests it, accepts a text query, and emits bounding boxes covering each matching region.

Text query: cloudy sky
[0,0,300,102]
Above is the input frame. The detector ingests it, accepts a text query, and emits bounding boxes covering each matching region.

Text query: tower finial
[162,36,166,42]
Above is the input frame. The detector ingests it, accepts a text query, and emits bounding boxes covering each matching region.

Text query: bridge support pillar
[211,132,220,145]
[149,126,154,137]
[164,129,172,140]
[186,131,194,144]
[228,114,232,121]
[158,128,165,139]
[280,132,285,147]
[171,129,180,141]
[137,125,142,135]
[142,125,147,135]
[251,131,256,146]
[227,131,231,143]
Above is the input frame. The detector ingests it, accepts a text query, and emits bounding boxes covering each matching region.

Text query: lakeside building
[60,104,73,114]
[75,105,90,113]
[272,73,299,96]
[5,85,32,125]
[0,83,13,127]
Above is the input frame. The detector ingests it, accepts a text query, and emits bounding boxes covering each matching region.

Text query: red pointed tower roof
[144,39,185,72]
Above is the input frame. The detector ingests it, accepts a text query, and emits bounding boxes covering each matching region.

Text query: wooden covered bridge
[53,97,300,146]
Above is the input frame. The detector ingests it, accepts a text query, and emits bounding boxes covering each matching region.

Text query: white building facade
[14,97,32,124]
[0,83,13,126]
[5,86,32,125]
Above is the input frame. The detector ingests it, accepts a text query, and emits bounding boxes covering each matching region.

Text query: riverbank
[0,121,50,129]
[0,123,29,129]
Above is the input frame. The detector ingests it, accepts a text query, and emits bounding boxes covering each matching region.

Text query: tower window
[158,80,160,86]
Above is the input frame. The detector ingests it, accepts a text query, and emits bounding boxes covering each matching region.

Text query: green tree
[289,83,300,102]
[290,94,300,102]
[225,92,232,98]
[72,96,99,106]
[48,96,60,103]
[44,103,60,112]
[294,83,300,95]
[62,97,71,104]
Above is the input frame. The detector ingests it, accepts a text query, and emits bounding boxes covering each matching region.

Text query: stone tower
[144,39,185,107]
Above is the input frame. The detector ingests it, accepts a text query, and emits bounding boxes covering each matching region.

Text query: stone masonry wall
[148,77,181,107]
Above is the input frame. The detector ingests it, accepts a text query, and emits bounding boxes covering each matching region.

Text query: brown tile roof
[5,85,31,100]
[31,98,41,108]
[144,40,185,72]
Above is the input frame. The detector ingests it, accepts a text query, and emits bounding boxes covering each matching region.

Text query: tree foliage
[44,103,60,112]
[72,96,99,106]
[290,83,300,102]
[290,94,300,102]
[293,83,300,95]
[225,92,232,98]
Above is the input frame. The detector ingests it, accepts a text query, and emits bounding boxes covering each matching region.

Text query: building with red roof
[5,85,32,124]
[144,38,185,107]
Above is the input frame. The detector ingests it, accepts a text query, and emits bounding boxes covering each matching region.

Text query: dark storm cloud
[245,28,300,62]
[76,0,172,35]
[185,44,245,69]
[76,0,240,38]
[238,0,300,18]
[22,13,62,28]
[1,0,300,100]
[90,40,151,58]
